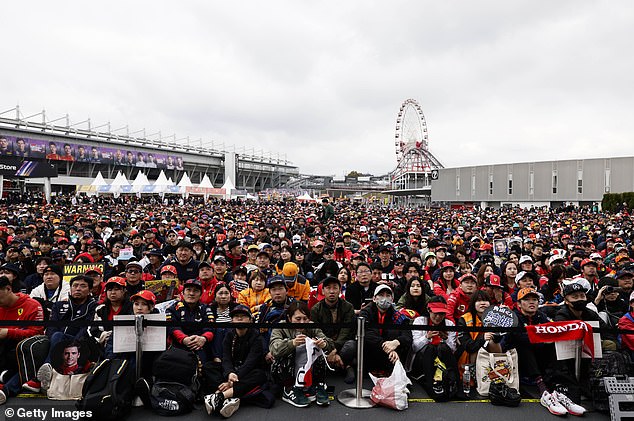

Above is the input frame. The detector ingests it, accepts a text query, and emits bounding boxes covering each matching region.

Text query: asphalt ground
[2,375,611,421]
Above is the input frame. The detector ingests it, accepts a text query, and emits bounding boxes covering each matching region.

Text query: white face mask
[376,297,393,310]
[428,258,437,266]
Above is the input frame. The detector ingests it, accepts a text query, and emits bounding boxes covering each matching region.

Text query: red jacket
[446,288,471,322]
[0,293,45,340]
[619,312,634,351]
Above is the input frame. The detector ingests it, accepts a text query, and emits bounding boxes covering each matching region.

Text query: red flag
[525,321,594,358]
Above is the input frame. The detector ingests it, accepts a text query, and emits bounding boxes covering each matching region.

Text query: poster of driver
[50,340,94,375]
[0,134,184,170]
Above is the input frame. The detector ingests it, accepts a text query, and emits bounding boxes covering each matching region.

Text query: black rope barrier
[1,319,633,335]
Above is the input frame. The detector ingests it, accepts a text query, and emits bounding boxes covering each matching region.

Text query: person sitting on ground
[395,265,430,317]
[360,284,412,375]
[29,265,69,318]
[254,275,295,365]
[406,296,458,400]
[345,262,376,314]
[88,277,132,359]
[165,279,214,363]
[204,304,268,418]
[270,301,334,408]
[310,276,356,384]
[0,276,45,405]
[618,291,634,359]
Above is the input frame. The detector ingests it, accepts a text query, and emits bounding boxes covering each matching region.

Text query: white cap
[374,284,393,297]
[519,255,533,264]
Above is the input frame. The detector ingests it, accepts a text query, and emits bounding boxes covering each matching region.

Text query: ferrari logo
[18,308,23,316]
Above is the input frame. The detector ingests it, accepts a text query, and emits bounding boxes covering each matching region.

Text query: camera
[606,286,622,294]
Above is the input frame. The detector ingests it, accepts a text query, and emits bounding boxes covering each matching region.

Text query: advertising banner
[0,156,58,177]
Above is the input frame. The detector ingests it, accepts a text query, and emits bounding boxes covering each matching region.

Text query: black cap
[321,276,340,288]
[230,304,252,318]
[563,282,586,297]
[198,261,212,270]
[0,263,20,276]
[176,241,194,251]
[182,278,203,290]
[43,265,64,280]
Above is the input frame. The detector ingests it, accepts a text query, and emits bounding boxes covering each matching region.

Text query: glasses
[394,262,405,266]
[126,269,140,274]
[356,270,371,274]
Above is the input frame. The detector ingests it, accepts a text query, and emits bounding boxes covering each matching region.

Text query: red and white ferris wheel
[395,98,428,162]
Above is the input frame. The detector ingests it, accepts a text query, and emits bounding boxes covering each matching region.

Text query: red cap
[160,265,177,275]
[581,258,598,267]
[105,276,126,288]
[85,266,103,275]
[480,243,493,252]
[428,302,448,314]
[440,261,455,270]
[459,273,477,283]
[130,290,156,305]
[485,274,503,288]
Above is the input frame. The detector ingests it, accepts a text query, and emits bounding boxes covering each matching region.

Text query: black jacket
[221,328,264,379]
[360,303,412,356]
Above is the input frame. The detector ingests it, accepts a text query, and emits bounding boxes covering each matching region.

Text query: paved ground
[2,376,611,421]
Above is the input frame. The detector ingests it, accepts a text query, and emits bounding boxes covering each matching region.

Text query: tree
[347,171,362,178]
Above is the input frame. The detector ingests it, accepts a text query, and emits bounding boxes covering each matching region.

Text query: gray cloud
[2,1,633,176]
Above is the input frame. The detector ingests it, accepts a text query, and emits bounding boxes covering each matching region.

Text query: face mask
[571,299,587,311]
[428,258,437,267]
[336,246,344,253]
[376,297,393,310]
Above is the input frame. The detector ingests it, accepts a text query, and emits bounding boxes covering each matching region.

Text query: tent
[91,171,108,187]
[296,192,317,203]
[178,172,193,197]
[221,178,236,199]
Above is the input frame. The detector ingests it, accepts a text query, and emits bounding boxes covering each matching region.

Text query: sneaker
[0,388,6,405]
[553,391,586,416]
[134,378,151,408]
[316,384,329,406]
[22,379,41,393]
[540,391,567,416]
[37,363,53,392]
[282,386,310,408]
[305,385,316,402]
[219,398,240,418]
[0,370,12,384]
[204,392,225,415]
[432,381,444,396]
[344,366,355,384]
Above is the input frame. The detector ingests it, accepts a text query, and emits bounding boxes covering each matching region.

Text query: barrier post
[575,340,583,381]
[135,314,144,380]
[337,316,373,408]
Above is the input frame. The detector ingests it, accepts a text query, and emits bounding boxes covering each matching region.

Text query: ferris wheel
[394,98,428,163]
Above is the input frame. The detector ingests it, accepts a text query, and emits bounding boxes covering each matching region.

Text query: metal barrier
[338,317,373,408]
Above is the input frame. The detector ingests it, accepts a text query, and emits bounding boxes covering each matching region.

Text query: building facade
[431,157,634,208]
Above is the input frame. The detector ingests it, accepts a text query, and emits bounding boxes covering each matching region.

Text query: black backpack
[427,359,459,402]
[149,382,196,416]
[76,359,135,420]
[149,348,200,416]
[153,347,199,387]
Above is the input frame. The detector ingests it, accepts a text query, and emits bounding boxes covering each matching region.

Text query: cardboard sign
[63,263,105,282]
[145,279,180,303]
[482,305,518,328]
[119,247,134,261]
[113,313,167,353]
[555,321,602,359]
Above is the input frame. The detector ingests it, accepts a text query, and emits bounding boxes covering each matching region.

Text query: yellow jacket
[237,288,271,312]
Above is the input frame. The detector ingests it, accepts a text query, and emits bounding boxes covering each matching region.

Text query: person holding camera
[594,277,628,328]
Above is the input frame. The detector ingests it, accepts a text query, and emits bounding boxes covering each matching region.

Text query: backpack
[76,359,135,421]
[153,347,199,388]
[589,351,632,412]
[427,356,459,402]
[149,382,196,416]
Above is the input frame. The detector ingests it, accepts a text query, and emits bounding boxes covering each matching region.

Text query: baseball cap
[519,255,533,264]
[440,261,455,271]
[629,291,634,303]
[160,265,178,275]
[131,290,157,305]
[484,274,503,288]
[548,254,565,266]
[267,275,287,289]
[563,282,586,297]
[105,277,126,288]
[247,244,259,252]
[374,284,393,297]
[230,304,252,318]
[43,265,63,280]
[428,302,448,314]
[213,255,227,264]
[282,262,299,281]
[85,266,103,276]
[182,278,203,290]
[321,276,340,288]
[126,261,143,270]
[517,287,539,301]
[458,273,477,283]
[581,258,598,268]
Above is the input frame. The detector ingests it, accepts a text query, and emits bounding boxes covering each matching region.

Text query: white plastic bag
[369,360,412,410]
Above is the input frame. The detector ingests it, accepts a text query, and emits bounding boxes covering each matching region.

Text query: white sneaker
[553,391,586,416]
[204,393,224,415]
[37,363,53,392]
[219,398,240,418]
[540,391,567,416]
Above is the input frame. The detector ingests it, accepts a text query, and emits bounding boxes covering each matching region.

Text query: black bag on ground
[425,362,459,402]
[76,359,135,421]
[489,382,521,407]
[149,382,196,416]
[589,351,631,412]
[153,347,199,387]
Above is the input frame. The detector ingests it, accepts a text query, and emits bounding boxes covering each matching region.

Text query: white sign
[113,314,167,353]
[119,247,134,261]
[555,321,602,360]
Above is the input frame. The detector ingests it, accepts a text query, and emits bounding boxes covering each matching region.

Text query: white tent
[296,192,316,202]
[199,174,214,188]
[246,193,258,201]
[91,171,108,187]
[221,178,236,198]
[178,172,193,197]
[109,171,131,198]
[131,171,148,193]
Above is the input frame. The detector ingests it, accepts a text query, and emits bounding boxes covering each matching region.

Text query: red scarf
[525,321,594,358]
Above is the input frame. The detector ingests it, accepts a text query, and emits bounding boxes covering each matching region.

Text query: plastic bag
[369,360,411,410]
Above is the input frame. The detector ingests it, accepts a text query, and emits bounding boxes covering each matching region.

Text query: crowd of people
[0,193,633,417]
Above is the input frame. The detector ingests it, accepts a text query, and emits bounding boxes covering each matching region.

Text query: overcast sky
[2,1,633,176]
